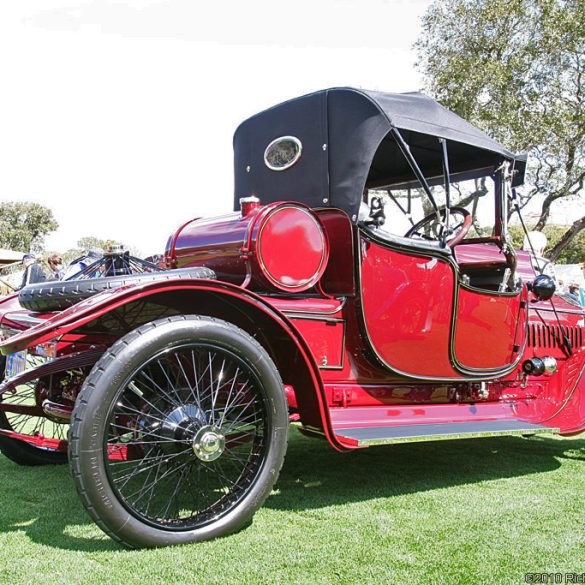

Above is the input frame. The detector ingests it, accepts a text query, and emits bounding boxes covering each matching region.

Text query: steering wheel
[404,207,472,247]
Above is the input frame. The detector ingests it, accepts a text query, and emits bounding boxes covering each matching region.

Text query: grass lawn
[1,430,584,585]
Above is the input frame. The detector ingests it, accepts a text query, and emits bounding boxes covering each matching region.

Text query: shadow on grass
[0,430,583,552]
[265,431,585,511]
[0,458,119,553]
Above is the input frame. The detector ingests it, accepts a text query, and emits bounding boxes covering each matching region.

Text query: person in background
[567,282,580,303]
[47,254,65,280]
[19,254,46,289]
[62,248,104,280]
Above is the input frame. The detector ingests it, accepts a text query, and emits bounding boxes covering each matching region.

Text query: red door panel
[360,237,458,378]
[453,288,522,370]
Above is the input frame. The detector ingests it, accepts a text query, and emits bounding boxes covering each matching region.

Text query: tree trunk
[546,215,585,262]
[534,193,555,231]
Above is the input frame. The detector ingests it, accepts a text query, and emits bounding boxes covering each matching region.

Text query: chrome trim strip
[284,314,343,323]
[534,306,585,316]
[336,425,559,447]
[459,281,521,297]
[264,135,303,171]
[4,312,45,327]
[279,297,347,316]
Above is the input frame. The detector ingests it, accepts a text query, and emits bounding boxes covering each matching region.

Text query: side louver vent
[529,324,583,349]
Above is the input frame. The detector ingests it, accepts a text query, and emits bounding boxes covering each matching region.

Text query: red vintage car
[0,88,583,549]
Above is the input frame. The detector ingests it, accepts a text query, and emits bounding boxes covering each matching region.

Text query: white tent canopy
[0,248,23,265]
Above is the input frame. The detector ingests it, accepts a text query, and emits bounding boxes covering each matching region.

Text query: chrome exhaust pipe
[42,399,72,423]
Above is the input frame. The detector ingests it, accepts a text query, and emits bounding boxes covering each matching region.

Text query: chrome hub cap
[192,425,225,462]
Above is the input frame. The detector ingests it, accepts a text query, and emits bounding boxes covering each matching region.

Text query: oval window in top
[264,136,302,171]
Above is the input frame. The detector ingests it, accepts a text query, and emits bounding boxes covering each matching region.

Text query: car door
[452,240,527,372]
[359,231,526,380]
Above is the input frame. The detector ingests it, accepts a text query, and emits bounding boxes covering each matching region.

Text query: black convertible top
[233,87,526,221]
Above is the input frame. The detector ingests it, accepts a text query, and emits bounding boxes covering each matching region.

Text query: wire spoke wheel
[70,316,289,548]
[106,344,268,529]
[1,382,69,441]
[0,355,68,465]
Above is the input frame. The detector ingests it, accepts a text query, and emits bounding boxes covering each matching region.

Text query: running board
[335,420,559,447]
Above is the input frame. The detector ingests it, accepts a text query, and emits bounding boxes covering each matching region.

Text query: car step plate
[335,420,559,446]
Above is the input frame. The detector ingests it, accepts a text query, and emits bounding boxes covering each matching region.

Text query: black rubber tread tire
[19,267,216,312]
[0,355,68,466]
[69,315,289,549]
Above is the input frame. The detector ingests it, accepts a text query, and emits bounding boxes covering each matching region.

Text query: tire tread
[69,315,288,549]
[19,267,216,311]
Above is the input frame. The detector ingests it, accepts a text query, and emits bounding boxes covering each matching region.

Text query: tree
[76,236,119,253]
[546,216,585,262]
[0,202,58,253]
[509,223,585,263]
[60,236,141,265]
[415,0,585,259]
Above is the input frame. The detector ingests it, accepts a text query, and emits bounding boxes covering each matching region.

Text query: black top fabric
[362,90,513,156]
[233,87,525,221]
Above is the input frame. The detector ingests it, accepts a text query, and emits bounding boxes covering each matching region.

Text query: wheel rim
[104,343,270,531]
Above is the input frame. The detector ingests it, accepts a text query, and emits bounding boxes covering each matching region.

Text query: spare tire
[19,267,216,312]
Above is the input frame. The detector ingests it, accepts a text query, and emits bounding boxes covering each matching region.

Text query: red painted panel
[514,286,528,356]
[170,202,328,293]
[515,249,538,281]
[290,318,344,368]
[454,288,521,369]
[329,402,519,429]
[454,242,508,266]
[314,209,355,295]
[360,238,457,377]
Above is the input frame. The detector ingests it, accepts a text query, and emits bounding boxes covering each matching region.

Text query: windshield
[363,173,498,243]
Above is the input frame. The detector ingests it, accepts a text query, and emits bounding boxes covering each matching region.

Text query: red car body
[0,87,583,547]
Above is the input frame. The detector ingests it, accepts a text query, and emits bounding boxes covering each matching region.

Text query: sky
[1,0,575,257]
[0,0,432,255]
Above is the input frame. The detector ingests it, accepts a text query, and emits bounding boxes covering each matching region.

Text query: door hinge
[331,387,352,407]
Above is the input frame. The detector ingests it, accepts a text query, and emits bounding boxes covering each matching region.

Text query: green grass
[1,431,585,585]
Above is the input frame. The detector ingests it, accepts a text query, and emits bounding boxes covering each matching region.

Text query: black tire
[0,355,68,466]
[69,315,289,549]
[19,267,216,312]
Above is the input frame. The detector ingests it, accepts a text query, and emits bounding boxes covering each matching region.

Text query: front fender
[1,281,159,354]
[0,278,348,451]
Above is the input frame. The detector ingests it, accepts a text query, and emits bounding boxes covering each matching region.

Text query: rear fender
[0,279,347,451]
